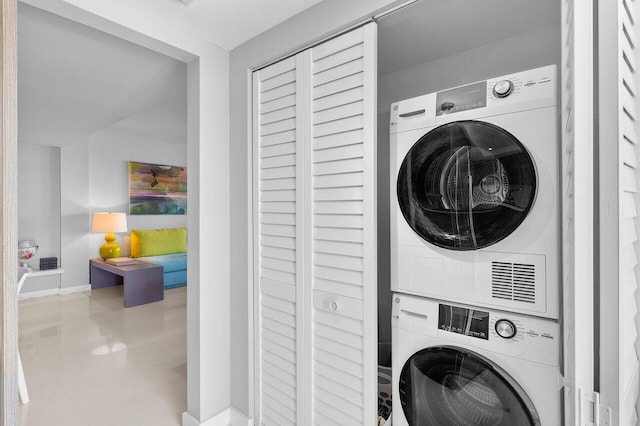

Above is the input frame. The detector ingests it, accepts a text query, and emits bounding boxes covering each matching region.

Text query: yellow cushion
[130,228,187,258]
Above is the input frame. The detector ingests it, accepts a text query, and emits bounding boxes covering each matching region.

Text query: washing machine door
[397,120,536,250]
[399,346,540,426]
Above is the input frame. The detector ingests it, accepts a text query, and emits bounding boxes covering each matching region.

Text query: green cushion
[130,227,187,258]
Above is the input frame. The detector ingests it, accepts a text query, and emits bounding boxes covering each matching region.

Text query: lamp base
[100,232,121,260]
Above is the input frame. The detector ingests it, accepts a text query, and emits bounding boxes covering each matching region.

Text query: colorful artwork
[129,161,187,215]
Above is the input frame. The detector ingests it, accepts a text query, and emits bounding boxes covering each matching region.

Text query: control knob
[492,80,514,98]
[495,319,517,339]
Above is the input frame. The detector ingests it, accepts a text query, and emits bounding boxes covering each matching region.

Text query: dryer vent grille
[491,262,536,303]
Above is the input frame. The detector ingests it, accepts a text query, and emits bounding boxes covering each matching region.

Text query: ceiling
[18,0,324,147]
[18,3,188,146]
[19,0,561,147]
[378,0,561,77]
[81,0,325,51]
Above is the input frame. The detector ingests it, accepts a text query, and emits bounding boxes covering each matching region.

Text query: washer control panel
[438,303,489,340]
[393,294,560,366]
[495,319,517,339]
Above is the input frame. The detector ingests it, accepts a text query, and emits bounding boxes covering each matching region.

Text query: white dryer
[392,293,561,426]
[390,65,560,318]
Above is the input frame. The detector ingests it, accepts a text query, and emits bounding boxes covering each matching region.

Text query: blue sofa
[130,228,187,289]
[138,253,187,289]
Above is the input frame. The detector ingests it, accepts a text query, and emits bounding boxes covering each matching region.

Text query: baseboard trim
[182,407,252,426]
[17,288,58,300]
[183,408,228,426]
[182,411,202,426]
[229,407,252,426]
[59,284,91,295]
[19,284,91,300]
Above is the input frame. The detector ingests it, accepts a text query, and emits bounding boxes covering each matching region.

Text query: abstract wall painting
[129,161,187,215]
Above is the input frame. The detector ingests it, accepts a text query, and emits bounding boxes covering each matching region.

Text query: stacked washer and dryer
[389,65,562,425]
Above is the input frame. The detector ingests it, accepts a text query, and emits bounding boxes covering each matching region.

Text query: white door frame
[561,0,597,424]
[3,1,232,423]
[1,0,19,424]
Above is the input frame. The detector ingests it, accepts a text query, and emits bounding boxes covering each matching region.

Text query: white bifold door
[598,0,640,424]
[252,23,377,426]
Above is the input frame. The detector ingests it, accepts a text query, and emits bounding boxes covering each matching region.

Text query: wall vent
[491,261,536,303]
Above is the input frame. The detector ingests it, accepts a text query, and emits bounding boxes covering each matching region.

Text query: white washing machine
[392,293,561,426]
[390,65,560,319]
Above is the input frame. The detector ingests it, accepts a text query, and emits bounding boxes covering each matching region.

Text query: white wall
[376,23,562,343]
[18,143,61,293]
[229,0,403,416]
[60,139,91,290]
[88,129,187,257]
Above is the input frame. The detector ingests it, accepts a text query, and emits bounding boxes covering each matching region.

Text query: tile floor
[18,286,187,425]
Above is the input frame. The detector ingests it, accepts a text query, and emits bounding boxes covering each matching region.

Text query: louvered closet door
[617,2,640,421]
[254,23,377,426]
[253,54,304,426]
[306,23,377,426]
[598,0,640,424]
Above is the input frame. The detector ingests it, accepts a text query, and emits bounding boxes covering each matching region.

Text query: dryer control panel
[389,64,557,134]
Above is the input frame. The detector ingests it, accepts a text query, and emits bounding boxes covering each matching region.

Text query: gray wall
[229,0,402,415]
[376,23,562,344]
[60,140,91,291]
[18,144,61,292]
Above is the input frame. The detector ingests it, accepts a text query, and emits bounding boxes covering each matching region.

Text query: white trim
[250,70,261,425]
[361,22,379,426]
[245,65,255,422]
[18,284,90,300]
[182,410,206,426]
[372,0,421,20]
[229,407,252,426]
[182,407,252,426]
[299,49,312,426]
[58,284,91,295]
[17,288,57,300]
[1,1,19,422]
[562,0,596,424]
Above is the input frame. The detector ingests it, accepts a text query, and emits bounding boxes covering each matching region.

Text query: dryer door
[397,120,536,250]
[399,346,540,426]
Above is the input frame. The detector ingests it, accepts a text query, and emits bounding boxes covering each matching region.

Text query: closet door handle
[330,301,338,311]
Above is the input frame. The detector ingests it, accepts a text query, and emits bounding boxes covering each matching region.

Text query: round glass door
[399,346,540,426]
[397,120,536,250]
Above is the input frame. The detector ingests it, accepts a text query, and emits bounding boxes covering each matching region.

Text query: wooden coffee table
[89,259,164,307]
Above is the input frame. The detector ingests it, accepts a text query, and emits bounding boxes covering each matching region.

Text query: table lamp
[91,212,128,260]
